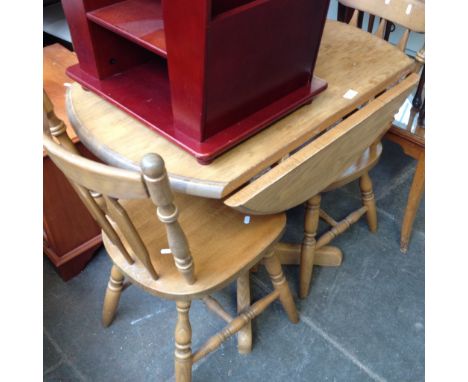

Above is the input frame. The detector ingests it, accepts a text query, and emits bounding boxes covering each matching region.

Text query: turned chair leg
[263,252,299,324]
[175,300,192,382]
[102,265,124,327]
[400,153,425,253]
[360,172,378,233]
[299,194,321,299]
[237,271,252,354]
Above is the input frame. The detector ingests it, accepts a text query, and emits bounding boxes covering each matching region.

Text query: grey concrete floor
[44,139,424,382]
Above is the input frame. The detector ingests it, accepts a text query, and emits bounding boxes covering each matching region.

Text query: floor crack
[43,327,88,381]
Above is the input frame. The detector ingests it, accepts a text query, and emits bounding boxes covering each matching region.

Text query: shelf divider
[87,0,167,58]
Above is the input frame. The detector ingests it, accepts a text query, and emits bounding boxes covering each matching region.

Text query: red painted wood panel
[63,0,330,163]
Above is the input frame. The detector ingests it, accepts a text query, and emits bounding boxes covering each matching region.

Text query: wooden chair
[290,0,425,297]
[43,94,298,381]
[337,0,425,253]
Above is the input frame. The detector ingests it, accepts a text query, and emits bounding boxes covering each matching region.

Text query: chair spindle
[141,154,196,284]
[376,17,387,39]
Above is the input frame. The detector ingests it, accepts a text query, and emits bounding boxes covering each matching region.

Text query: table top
[67,20,416,199]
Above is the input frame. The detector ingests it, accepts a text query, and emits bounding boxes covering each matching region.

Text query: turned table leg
[299,195,321,299]
[400,153,425,253]
[360,172,378,233]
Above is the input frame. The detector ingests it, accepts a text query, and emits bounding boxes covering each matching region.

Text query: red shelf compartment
[63,0,331,163]
[87,0,167,58]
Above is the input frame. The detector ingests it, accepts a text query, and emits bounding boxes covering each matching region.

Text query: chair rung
[319,209,338,226]
[193,289,280,364]
[316,206,368,249]
[202,296,233,323]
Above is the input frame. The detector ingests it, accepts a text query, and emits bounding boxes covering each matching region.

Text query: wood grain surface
[67,20,416,199]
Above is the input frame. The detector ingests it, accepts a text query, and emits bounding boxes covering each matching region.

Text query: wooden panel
[163,0,210,141]
[224,74,419,214]
[67,21,416,198]
[203,0,330,138]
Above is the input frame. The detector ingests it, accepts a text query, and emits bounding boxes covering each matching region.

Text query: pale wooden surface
[103,197,285,299]
[323,143,382,192]
[67,20,416,199]
[225,74,418,214]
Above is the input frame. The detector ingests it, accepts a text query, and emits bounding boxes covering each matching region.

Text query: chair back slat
[396,28,411,51]
[375,17,387,39]
[76,184,135,264]
[349,9,359,27]
[104,196,158,279]
[43,90,193,283]
[339,0,425,33]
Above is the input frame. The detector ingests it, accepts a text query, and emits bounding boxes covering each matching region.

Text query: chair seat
[324,142,383,192]
[103,193,286,300]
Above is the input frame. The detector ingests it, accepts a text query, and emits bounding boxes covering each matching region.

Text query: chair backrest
[338,0,425,51]
[43,91,196,284]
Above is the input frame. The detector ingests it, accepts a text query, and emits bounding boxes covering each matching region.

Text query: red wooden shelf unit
[63,0,330,163]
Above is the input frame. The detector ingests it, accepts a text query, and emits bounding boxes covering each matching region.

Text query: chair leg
[400,153,425,253]
[360,172,378,233]
[299,194,321,299]
[263,252,299,324]
[102,265,124,327]
[237,271,252,354]
[175,300,192,382]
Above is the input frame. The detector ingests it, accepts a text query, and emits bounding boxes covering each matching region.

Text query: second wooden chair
[295,0,425,297]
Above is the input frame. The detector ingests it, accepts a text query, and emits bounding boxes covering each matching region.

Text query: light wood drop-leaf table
[66,20,419,291]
